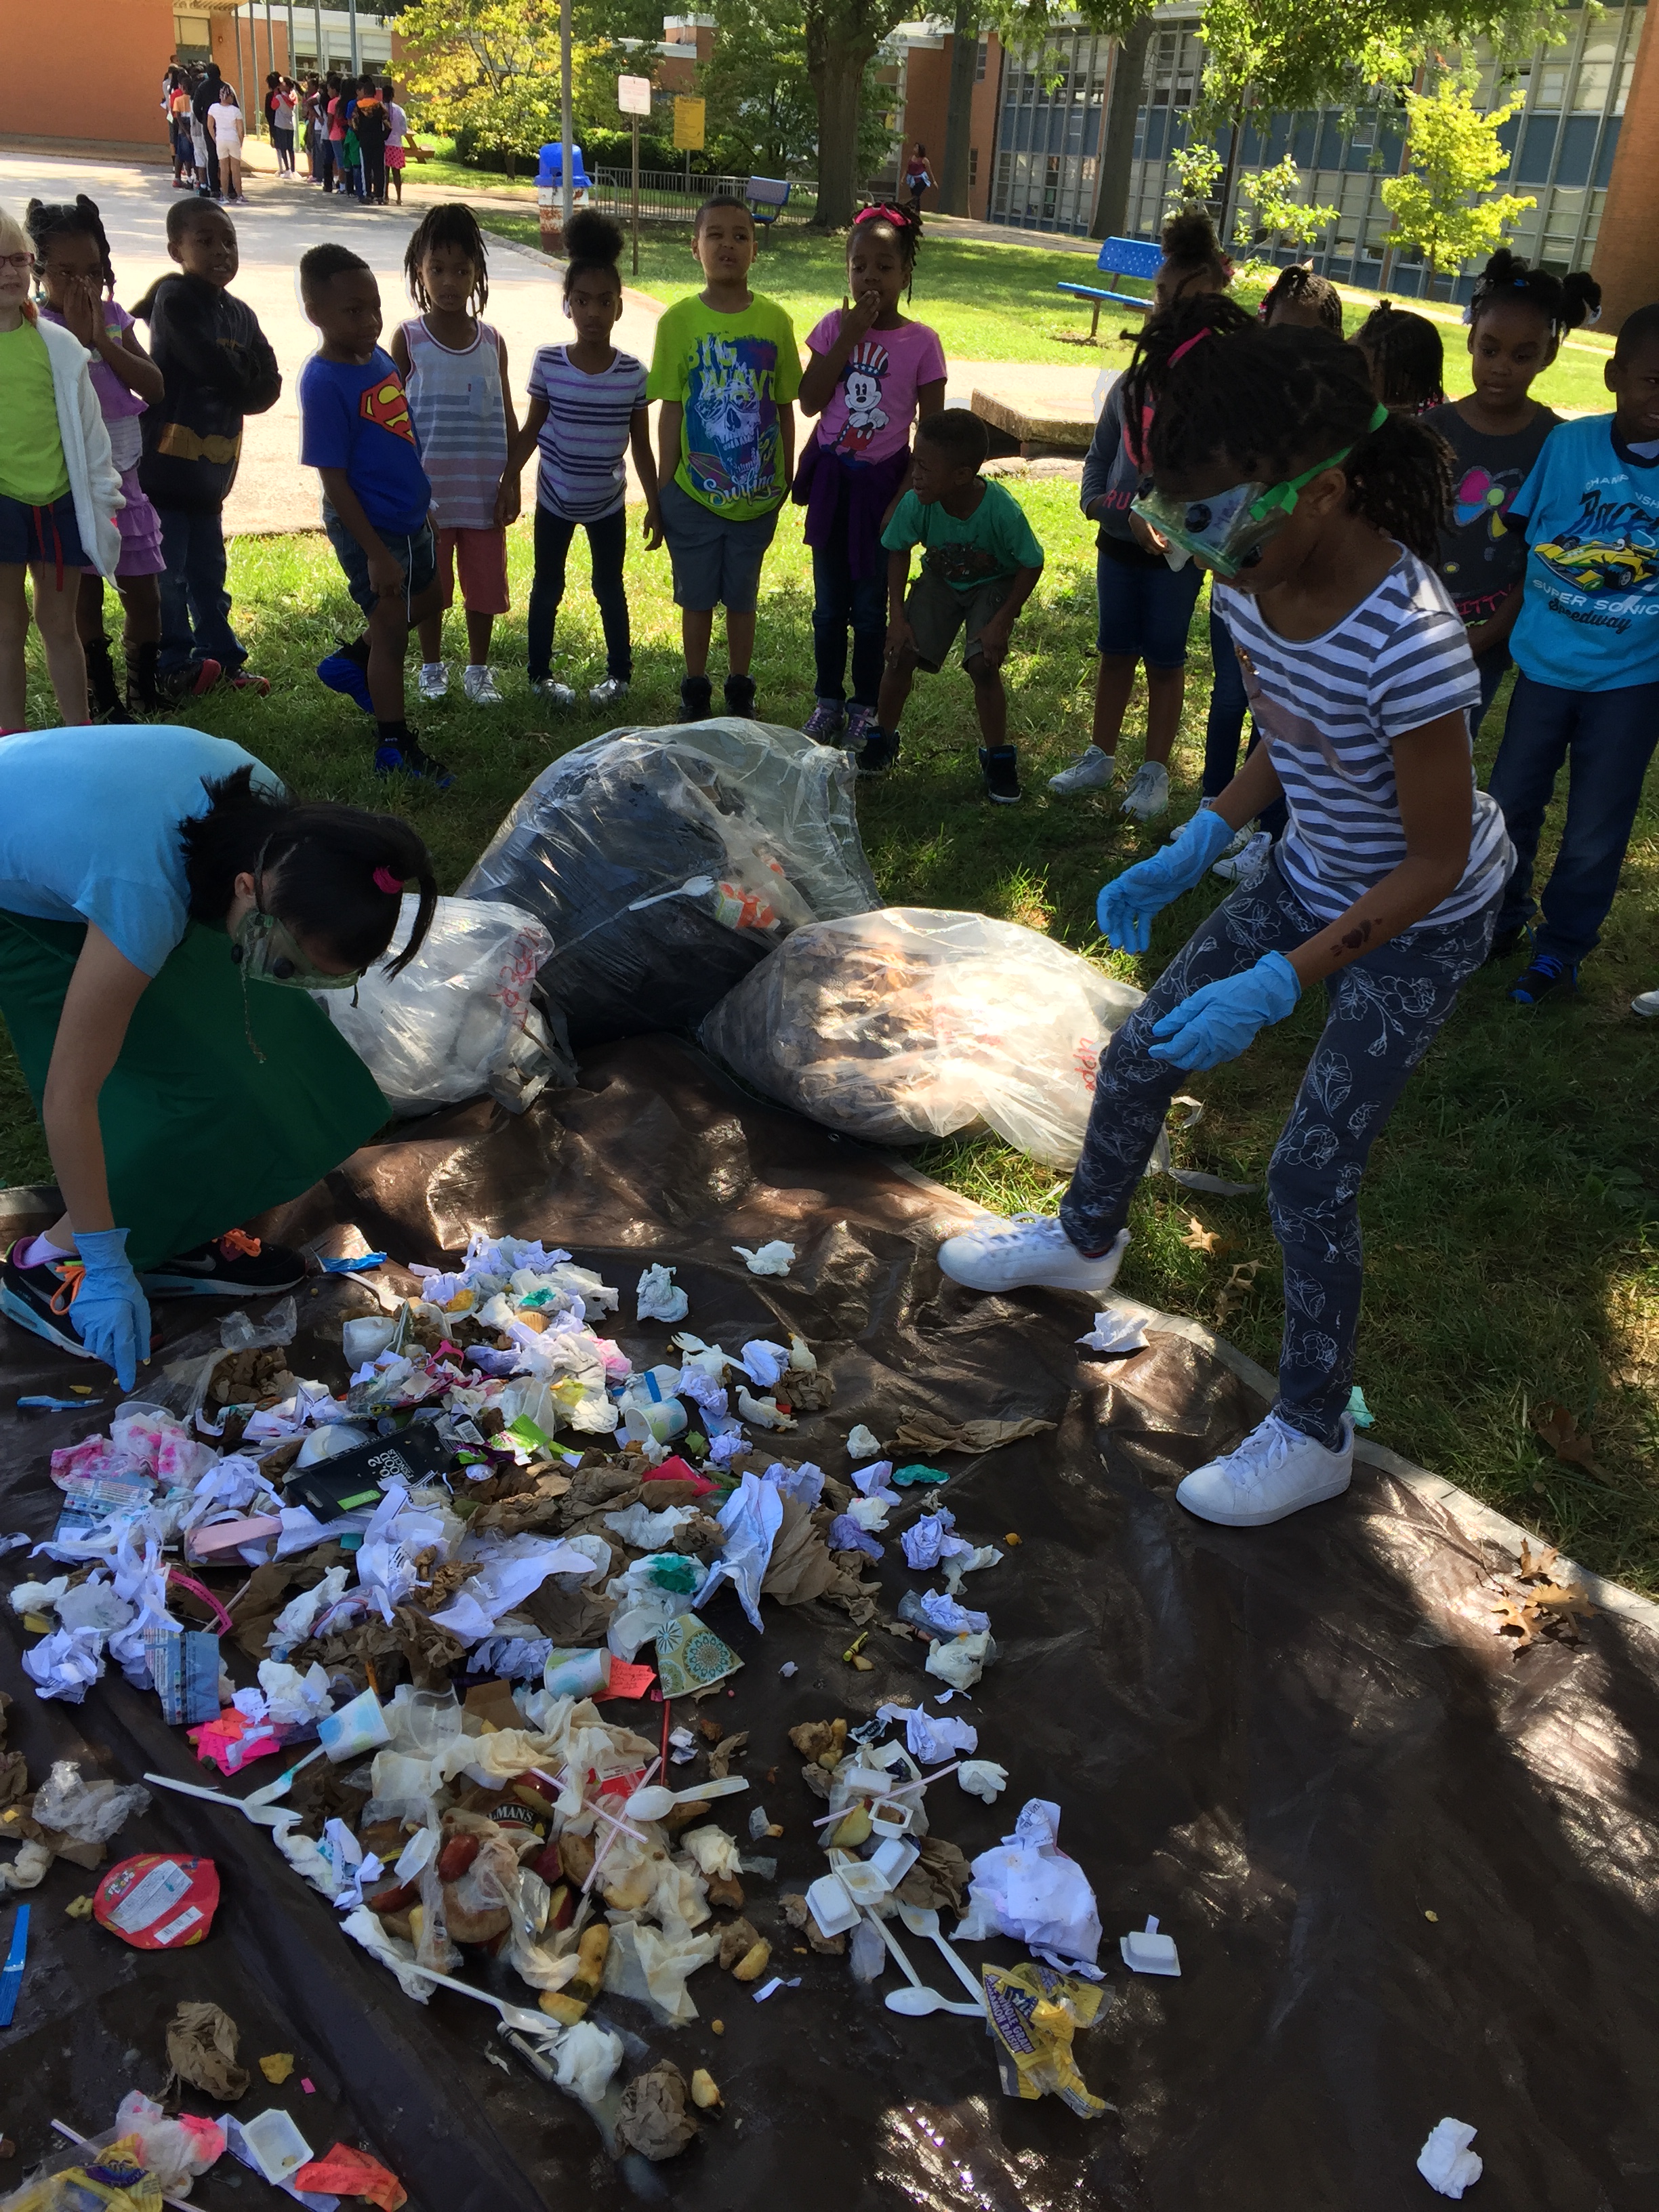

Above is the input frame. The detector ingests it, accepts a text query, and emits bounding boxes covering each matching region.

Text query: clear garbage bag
[314,895,574,1116]
[699,908,1144,1168]
[457,720,879,1046]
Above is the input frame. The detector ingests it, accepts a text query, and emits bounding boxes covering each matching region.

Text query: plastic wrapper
[700,907,1145,1168]
[31,1762,152,1847]
[457,718,878,1046]
[313,895,573,1117]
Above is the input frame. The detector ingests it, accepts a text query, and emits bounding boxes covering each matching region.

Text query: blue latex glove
[67,1228,151,1392]
[1096,806,1237,952]
[1149,951,1302,1071]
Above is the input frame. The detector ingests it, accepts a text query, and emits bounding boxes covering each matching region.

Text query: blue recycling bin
[537,142,592,191]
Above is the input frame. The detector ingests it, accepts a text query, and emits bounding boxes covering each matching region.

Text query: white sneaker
[417,661,450,702]
[462,663,502,705]
[1120,761,1170,820]
[1176,1411,1353,1528]
[589,675,630,710]
[1048,747,1117,796]
[937,1214,1128,1296]
[1633,987,1659,1017]
[529,676,576,706]
[1212,828,1273,884]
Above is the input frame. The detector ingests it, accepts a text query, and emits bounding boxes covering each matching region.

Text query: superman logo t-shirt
[300,347,432,532]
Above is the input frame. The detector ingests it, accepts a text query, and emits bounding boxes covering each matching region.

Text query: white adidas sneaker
[1176,1412,1353,1527]
[937,1214,1128,1296]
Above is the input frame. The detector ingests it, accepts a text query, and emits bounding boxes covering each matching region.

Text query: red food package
[94,1853,220,1949]
[292,2144,407,2210]
[642,1456,716,1494]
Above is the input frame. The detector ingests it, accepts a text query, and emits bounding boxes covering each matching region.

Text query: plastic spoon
[623,1774,749,1822]
[896,1902,987,2011]
[403,1961,560,2039]
[863,1908,982,2019]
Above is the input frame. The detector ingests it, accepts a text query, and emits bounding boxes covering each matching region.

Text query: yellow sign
[673,96,705,152]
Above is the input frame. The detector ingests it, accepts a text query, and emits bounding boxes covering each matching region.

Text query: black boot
[126,640,162,716]
[85,636,136,724]
[680,672,714,722]
[722,671,757,719]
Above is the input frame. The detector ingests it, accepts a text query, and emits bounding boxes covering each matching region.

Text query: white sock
[20,1231,73,1269]
[466,662,487,674]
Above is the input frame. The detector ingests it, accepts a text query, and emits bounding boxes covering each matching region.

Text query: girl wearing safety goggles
[941,295,1511,1532]
[0,725,434,1391]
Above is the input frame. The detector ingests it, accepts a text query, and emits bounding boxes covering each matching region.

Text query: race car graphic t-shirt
[1507,413,1659,689]
[646,292,801,522]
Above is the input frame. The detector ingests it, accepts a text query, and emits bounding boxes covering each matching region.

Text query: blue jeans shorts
[659,476,779,614]
[1094,542,1204,665]
[324,510,436,619]
[0,491,89,573]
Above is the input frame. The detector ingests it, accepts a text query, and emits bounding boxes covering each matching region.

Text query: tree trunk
[938,0,978,218]
[1091,12,1151,241]
[808,32,873,228]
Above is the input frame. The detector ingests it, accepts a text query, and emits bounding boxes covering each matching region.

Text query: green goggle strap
[1245,403,1391,527]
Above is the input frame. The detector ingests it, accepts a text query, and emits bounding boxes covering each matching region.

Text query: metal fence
[586,167,817,226]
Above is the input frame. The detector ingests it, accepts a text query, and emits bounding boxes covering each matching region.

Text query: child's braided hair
[1258,262,1344,331]
[851,201,923,298]
[404,201,489,314]
[1469,247,1599,337]
[1123,292,1454,562]
[1353,300,1445,412]
[24,194,117,295]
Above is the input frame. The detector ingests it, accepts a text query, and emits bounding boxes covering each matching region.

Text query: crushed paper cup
[655,1612,743,1698]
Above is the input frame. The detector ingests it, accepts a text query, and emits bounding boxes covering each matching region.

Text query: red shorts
[386,146,406,169]
[436,525,510,615]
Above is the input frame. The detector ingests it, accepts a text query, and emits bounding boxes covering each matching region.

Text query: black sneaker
[374,736,453,790]
[857,728,901,775]
[1484,923,1527,967]
[680,673,714,721]
[723,672,757,719]
[979,744,1022,804]
[1509,952,1578,1006]
[0,1239,95,1361]
[139,1231,308,1298]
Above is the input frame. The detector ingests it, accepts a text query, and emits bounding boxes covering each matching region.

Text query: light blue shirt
[0,726,281,976]
[1509,415,1659,691]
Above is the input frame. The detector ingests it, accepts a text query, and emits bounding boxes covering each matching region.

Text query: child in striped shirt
[392,204,516,705]
[501,211,659,710]
[939,297,1509,1534]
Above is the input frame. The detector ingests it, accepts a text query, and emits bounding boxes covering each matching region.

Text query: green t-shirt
[0,321,70,507]
[881,478,1045,593]
[645,290,801,522]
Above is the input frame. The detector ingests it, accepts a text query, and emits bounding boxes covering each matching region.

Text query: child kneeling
[869,409,1043,802]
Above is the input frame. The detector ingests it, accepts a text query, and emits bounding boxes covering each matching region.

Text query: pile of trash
[1,1233,1160,2177]
[458,720,879,1046]
[701,909,1144,1168]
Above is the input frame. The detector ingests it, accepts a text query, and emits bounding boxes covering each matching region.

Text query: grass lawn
[6,484,1658,1589]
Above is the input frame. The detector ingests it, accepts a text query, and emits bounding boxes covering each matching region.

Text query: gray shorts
[659,475,780,614]
[904,567,1014,672]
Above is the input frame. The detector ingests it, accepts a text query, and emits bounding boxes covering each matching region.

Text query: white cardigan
[33,313,123,579]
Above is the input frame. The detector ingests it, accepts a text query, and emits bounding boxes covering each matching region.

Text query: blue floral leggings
[1060,856,1498,1446]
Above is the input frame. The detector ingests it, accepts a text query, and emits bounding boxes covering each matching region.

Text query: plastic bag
[32,1761,152,1846]
[699,907,1144,1168]
[457,719,878,1046]
[313,895,573,1117]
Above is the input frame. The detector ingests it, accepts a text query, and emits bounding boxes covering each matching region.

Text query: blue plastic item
[537,142,592,190]
[1057,234,1165,336]
[747,176,791,226]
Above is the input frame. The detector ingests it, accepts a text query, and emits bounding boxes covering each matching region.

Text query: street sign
[672,96,705,152]
[618,74,653,117]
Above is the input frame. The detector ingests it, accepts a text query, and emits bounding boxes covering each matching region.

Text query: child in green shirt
[872,408,1044,802]
[646,195,799,721]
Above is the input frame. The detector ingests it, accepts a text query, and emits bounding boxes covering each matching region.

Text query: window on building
[976,39,988,81]
[969,146,979,184]
[173,11,211,57]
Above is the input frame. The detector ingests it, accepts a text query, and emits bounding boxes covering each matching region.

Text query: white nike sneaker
[1048,747,1117,797]
[417,661,450,702]
[937,1214,1128,1296]
[1212,828,1272,884]
[463,663,503,704]
[1120,760,1170,820]
[1176,1411,1353,1527]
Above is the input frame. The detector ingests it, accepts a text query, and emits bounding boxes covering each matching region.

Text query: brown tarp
[2,1036,1656,2211]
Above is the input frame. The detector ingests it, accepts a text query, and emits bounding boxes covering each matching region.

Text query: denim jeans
[1488,672,1659,963]
[527,504,630,680]
[811,539,886,708]
[318,138,335,190]
[155,505,243,676]
[1471,644,1511,739]
[1060,855,1498,1446]
[1202,608,1288,837]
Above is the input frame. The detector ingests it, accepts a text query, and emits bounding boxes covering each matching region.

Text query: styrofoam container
[805,1872,861,1937]
[242,2108,313,2185]
[867,1836,918,1889]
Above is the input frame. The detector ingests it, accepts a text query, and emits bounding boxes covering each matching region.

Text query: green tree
[1233,153,1339,249]
[1165,138,1225,214]
[804,0,918,226]
[704,0,819,176]
[1380,71,1535,281]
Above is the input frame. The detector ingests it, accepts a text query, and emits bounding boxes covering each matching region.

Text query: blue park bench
[746,177,791,230]
[1057,234,1164,338]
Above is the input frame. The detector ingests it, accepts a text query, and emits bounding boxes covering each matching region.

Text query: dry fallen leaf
[1492,1597,1538,1650]
[1530,1400,1605,1479]
[1215,1258,1264,1324]
[1181,1214,1227,1256]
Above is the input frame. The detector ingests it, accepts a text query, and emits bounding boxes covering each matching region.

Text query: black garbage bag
[457,719,879,1046]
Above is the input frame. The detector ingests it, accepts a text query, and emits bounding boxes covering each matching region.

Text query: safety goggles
[230,841,360,991]
[1131,405,1389,579]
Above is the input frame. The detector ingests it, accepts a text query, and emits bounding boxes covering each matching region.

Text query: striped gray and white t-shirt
[1215,549,1511,927]
[400,317,508,533]
[527,344,647,522]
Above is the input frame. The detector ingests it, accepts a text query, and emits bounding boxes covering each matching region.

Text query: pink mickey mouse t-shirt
[806,310,947,467]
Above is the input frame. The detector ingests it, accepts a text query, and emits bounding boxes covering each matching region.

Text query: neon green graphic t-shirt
[646,291,801,522]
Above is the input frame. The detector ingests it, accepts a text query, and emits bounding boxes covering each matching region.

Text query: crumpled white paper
[430,1534,598,1644]
[900,1511,971,1572]
[605,1502,699,1553]
[960,1798,1102,1971]
[733,1241,795,1276]
[1077,1307,1149,1357]
[1417,2119,1483,2199]
[846,1425,883,1460]
[876,1703,978,1764]
[554,2020,624,2104]
[737,1338,792,1389]
[695,1471,785,1631]
[957,1759,1009,1803]
[20,1623,106,1703]
[636,1263,690,1324]
[924,1629,993,1690]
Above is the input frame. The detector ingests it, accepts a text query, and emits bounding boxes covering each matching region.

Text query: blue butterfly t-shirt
[645,292,800,522]
[1422,401,1559,626]
[1508,413,1659,690]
